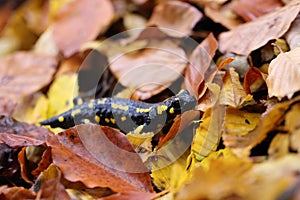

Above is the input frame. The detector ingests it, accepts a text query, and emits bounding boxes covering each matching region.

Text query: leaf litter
[1,0,300,199]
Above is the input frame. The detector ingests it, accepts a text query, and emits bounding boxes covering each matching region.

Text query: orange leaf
[0,185,36,199]
[52,0,114,57]
[219,1,300,55]
[184,33,218,98]
[148,1,202,37]
[244,67,266,94]
[46,124,153,193]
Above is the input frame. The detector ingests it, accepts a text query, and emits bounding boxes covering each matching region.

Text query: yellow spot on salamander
[76,98,83,105]
[110,118,116,124]
[169,107,175,114]
[71,109,81,117]
[84,119,90,124]
[88,101,94,109]
[58,116,64,122]
[121,116,126,122]
[136,107,151,113]
[157,105,168,115]
[133,125,144,134]
[97,98,107,104]
[105,118,110,123]
[112,103,129,111]
[95,115,100,123]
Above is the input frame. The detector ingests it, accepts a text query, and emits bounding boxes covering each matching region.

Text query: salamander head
[164,89,197,114]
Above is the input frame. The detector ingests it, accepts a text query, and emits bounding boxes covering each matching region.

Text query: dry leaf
[185,33,218,98]
[204,3,244,30]
[244,67,267,94]
[268,133,289,159]
[110,39,187,99]
[224,95,300,157]
[34,27,60,56]
[147,1,202,37]
[266,47,300,99]
[219,1,300,55]
[46,124,153,193]
[52,0,114,57]
[0,51,57,102]
[99,191,156,200]
[191,105,224,161]
[285,14,300,49]
[0,97,17,116]
[219,68,255,107]
[0,143,20,177]
[231,0,283,22]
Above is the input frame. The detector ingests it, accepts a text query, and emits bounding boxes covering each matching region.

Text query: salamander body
[40,90,196,134]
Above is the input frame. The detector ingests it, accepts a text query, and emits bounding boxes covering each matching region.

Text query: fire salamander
[40,90,196,134]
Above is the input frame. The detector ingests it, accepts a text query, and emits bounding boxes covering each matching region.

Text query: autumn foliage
[1,0,300,199]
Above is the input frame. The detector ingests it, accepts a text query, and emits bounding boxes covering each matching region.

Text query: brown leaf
[110,39,187,100]
[147,1,202,37]
[18,147,33,184]
[244,67,267,94]
[0,97,17,116]
[0,143,20,177]
[266,47,300,99]
[0,185,36,200]
[219,1,300,55]
[99,191,156,200]
[0,115,51,148]
[0,51,57,102]
[204,3,244,30]
[46,124,153,193]
[184,33,218,98]
[231,0,284,22]
[285,14,300,49]
[52,0,114,57]
[31,147,52,177]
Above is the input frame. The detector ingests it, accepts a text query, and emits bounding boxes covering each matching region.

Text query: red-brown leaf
[46,124,153,193]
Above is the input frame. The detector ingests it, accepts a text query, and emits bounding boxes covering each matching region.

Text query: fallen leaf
[46,124,153,193]
[99,191,156,200]
[0,115,50,148]
[268,133,289,159]
[219,1,300,55]
[191,105,225,161]
[33,27,60,56]
[231,0,283,22]
[0,51,57,102]
[18,147,34,184]
[285,14,300,49]
[110,39,187,99]
[219,68,255,107]
[285,103,300,152]
[224,95,300,157]
[185,33,218,98]
[0,143,20,177]
[204,3,244,30]
[266,47,300,99]
[147,1,202,37]
[244,67,267,94]
[52,0,114,57]
[0,97,17,116]
[31,147,52,177]
[0,185,36,199]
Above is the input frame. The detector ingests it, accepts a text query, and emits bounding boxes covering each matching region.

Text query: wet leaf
[0,185,36,199]
[46,124,153,193]
[148,1,202,37]
[52,0,114,57]
[0,115,50,148]
[185,33,218,98]
[219,1,300,55]
[266,47,300,99]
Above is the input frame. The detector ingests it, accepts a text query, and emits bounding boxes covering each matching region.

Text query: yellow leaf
[12,93,49,123]
[191,104,225,161]
[268,133,289,159]
[220,68,255,107]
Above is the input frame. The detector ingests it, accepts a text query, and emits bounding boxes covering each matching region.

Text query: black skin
[40,90,197,134]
